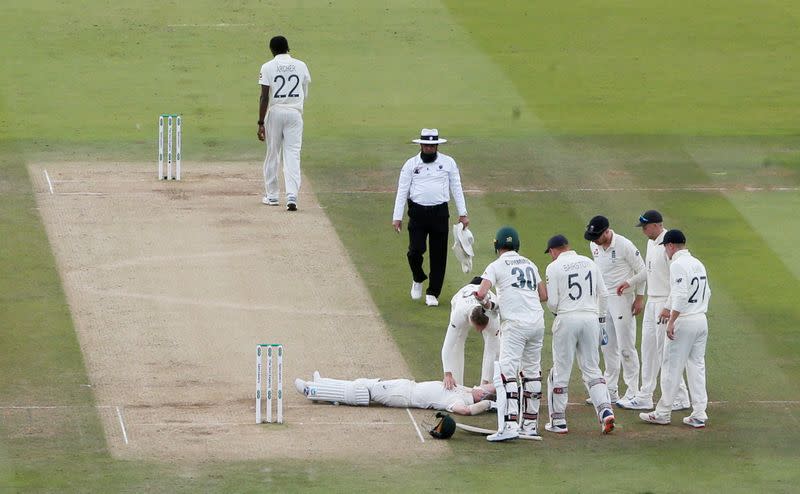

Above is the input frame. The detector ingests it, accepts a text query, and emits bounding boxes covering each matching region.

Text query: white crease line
[55,192,106,196]
[81,287,375,318]
[328,186,800,194]
[43,169,54,194]
[406,408,425,443]
[167,23,254,27]
[90,248,261,270]
[0,405,117,409]
[116,406,129,445]
[131,421,413,427]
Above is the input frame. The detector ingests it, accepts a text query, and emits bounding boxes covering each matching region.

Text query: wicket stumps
[158,114,182,180]
[256,343,284,424]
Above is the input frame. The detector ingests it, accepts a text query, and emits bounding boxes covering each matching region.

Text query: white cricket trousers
[263,106,303,202]
[548,313,611,421]
[368,379,414,408]
[498,320,544,382]
[601,293,640,399]
[654,314,708,420]
[493,319,543,428]
[636,296,690,404]
[441,318,500,385]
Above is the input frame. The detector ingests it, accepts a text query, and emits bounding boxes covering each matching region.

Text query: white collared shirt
[588,230,646,295]
[481,251,544,324]
[392,152,468,221]
[627,227,671,298]
[411,381,474,411]
[259,54,311,113]
[668,249,711,316]
[545,250,608,317]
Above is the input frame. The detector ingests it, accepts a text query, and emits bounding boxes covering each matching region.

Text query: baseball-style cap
[584,215,610,242]
[544,234,569,253]
[659,229,686,245]
[636,210,663,227]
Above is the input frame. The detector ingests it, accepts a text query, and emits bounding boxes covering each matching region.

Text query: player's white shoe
[487,423,519,442]
[519,420,539,438]
[544,420,568,434]
[616,397,653,410]
[639,412,670,425]
[600,409,615,434]
[425,295,439,307]
[262,196,279,206]
[410,282,423,300]
[294,378,307,396]
[682,416,706,428]
[672,400,691,411]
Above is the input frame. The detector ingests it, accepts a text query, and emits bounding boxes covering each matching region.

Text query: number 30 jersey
[481,251,544,325]
[545,250,608,317]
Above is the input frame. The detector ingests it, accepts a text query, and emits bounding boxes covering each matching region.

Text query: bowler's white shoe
[682,416,706,428]
[410,282,423,300]
[616,397,653,410]
[425,295,439,307]
[294,378,307,396]
[487,424,519,442]
[262,196,279,206]
[639,412,670,425]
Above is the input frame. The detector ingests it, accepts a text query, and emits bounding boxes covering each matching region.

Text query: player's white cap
[412,128,447,144]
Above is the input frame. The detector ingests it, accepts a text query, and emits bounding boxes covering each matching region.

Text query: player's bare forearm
[257,85,269,141]
[474,279,492,300]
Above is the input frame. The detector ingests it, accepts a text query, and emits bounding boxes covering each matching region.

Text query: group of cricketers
[442,210,711,441]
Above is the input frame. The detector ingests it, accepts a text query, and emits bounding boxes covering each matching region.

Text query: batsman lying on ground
[294,371,496,415]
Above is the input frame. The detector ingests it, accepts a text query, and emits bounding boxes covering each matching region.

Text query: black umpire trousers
[406,200,449,297]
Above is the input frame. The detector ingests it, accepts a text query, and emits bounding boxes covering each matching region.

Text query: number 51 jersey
[545,250,607,316]
[481,251,544,325]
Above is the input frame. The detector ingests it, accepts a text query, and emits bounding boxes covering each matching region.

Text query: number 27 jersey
[481,251,544,324]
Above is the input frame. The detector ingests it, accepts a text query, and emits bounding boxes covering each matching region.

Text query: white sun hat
[452,223,475,273]
[412,128,448,144]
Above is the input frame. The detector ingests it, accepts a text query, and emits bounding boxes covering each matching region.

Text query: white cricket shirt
[627,227,671,298]
[588,230,645,295]
[411,382,473,411]
[668,250,711,316]
[481,251,544,324]
[392,152,468,221]
[545,250,608,316]
[259,54,311,113]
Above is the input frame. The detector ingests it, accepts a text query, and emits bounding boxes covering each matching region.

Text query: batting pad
[306,381,370,406]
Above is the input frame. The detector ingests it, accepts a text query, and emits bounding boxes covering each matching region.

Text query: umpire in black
[392,128,469,307]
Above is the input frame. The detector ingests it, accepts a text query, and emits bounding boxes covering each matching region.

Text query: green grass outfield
[2,0,800,491]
